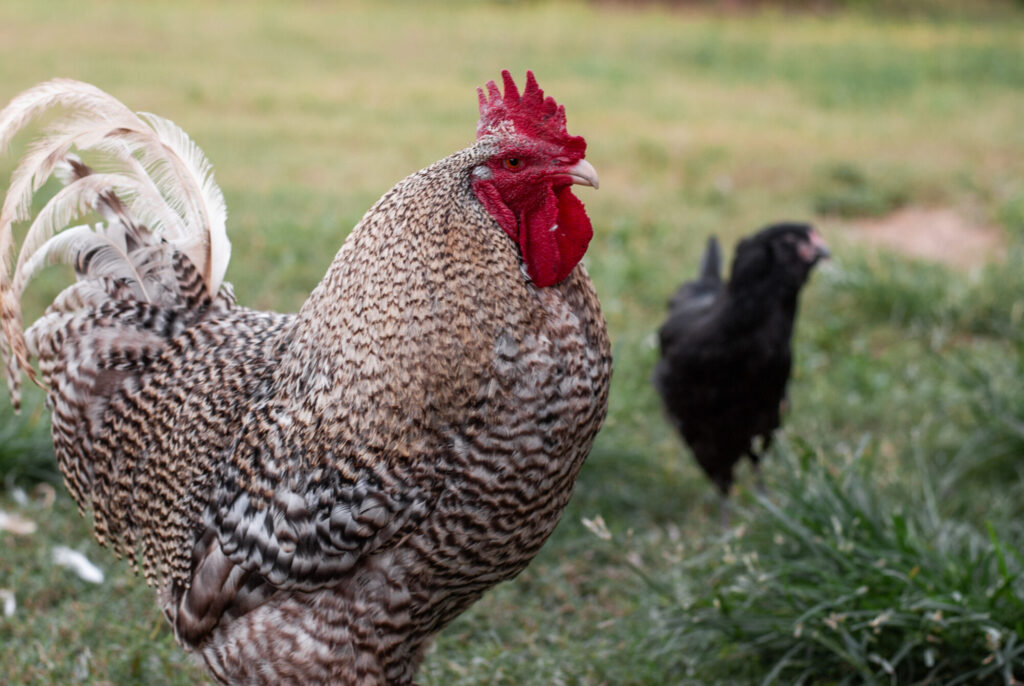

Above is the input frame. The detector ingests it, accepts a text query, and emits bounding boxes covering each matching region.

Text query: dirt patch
[838,207,1005,270]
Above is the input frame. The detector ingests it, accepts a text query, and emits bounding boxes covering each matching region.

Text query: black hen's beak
[802,229,830,262]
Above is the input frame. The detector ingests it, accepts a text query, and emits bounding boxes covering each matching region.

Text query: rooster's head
[471,70,598,288]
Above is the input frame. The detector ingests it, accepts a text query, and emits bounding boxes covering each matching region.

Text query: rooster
[653,224,828,497]
[0,71,611,685]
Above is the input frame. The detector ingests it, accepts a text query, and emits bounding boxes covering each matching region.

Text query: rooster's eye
[503,157,522,170]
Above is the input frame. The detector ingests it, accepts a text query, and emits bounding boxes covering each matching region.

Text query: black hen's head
[729,222,829,294]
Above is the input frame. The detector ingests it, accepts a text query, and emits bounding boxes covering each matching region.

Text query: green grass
[633,440,1024,684]
[1,0,1024,683]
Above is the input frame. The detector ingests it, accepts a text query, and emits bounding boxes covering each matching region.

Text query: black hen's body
[653,223,828,495]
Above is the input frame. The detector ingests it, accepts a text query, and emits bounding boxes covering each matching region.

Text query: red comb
[476,71,583,153]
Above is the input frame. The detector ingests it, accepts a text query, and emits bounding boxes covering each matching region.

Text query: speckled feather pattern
[31,141,610,684]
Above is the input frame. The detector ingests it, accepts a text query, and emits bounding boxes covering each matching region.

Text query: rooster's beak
[566,159,599,190]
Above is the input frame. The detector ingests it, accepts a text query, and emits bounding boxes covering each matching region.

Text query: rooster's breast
[407,267,610,615]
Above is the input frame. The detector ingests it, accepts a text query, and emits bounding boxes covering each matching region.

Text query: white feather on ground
[0,589,14,617]
[52,546,105,584]
[0,509,36,535]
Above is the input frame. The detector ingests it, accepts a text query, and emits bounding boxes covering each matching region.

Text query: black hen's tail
[666,235,722,316]
[697,235,721,286]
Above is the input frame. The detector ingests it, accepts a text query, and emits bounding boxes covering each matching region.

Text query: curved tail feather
[0,79,231,407]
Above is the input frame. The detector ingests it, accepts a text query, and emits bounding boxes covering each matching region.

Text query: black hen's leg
[717,495,733,529]
[711,471,734,528]
[750,460,767,496]
[748,432,774,496]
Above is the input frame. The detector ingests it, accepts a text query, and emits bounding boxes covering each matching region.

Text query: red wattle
[522,187,592,287]
[553,187,592,283]
[473,180,593,288]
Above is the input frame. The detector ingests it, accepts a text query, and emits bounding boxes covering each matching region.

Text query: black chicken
[653,223,829,496]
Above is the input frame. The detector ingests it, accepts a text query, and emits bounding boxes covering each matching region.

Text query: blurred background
[1,0,1023,683]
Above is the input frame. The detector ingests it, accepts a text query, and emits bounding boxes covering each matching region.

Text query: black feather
[653,222,828,495]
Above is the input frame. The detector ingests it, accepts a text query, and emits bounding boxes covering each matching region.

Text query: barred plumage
[0,71,610,684]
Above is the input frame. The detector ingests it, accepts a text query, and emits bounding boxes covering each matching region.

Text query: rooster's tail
[0,79,231,511]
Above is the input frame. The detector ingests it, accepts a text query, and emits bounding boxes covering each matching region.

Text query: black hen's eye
[503,157,522,170]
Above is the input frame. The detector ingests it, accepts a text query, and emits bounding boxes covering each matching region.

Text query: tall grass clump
[939,344,1024,519]
[820,251,963,333]
[648,440,1024,685]
[961,247,1024,342]
[822,241,1024,342]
